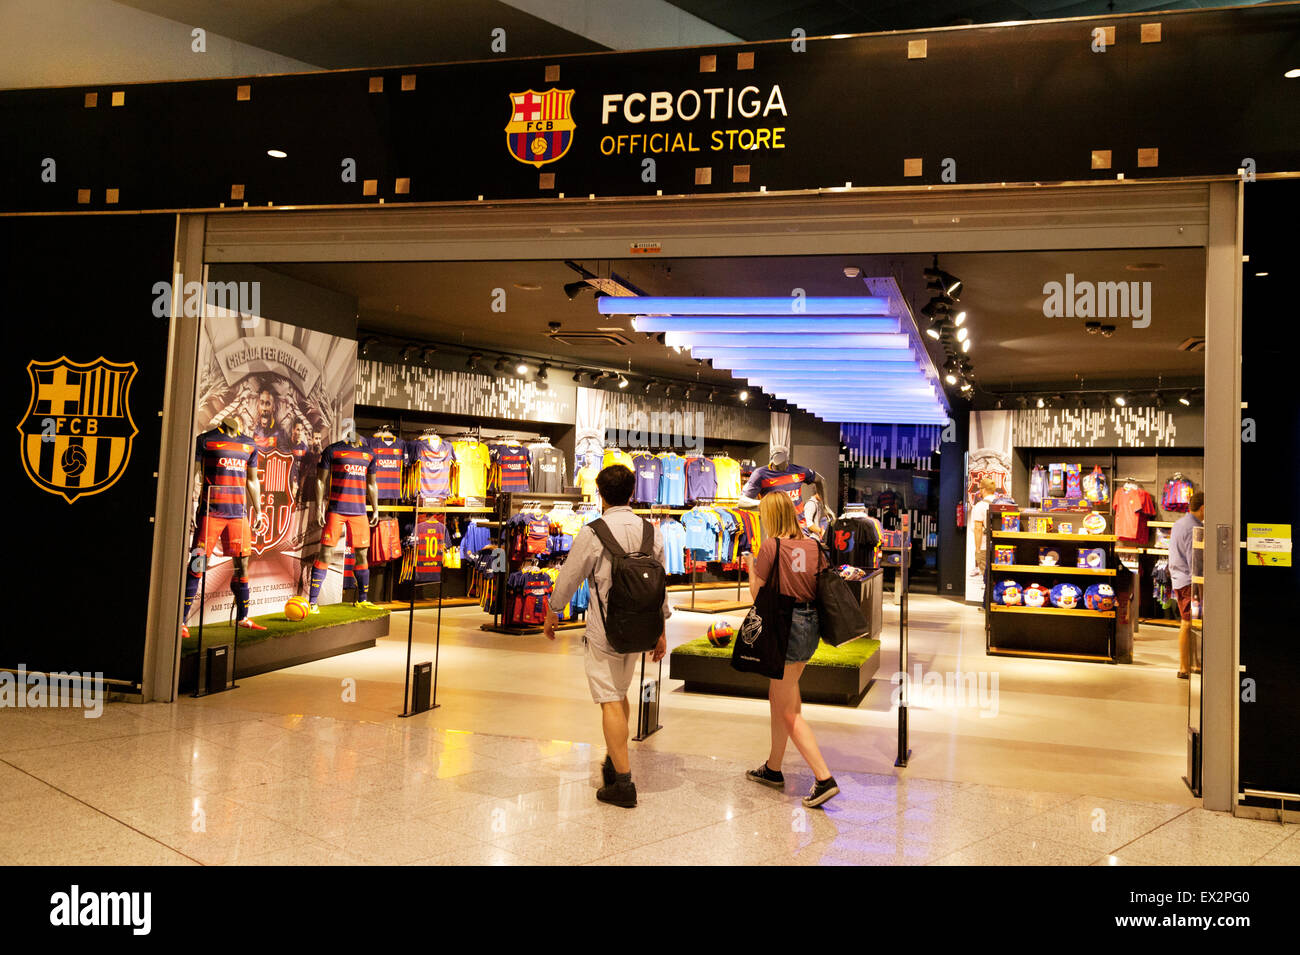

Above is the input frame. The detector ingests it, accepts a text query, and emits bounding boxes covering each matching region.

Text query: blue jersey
[631,452,662,503]
[685,457,717,503]
[658,454,686,507]
[659,520,687,574]
[682,509,721,557]
[743,464,816,504]
[367,435,406,501]
[320,441,376,516]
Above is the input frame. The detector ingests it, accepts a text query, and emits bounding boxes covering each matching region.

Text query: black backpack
[589,518,667,654]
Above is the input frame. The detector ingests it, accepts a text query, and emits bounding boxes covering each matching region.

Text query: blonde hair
[979,476,997,494]
[759,491,802,539]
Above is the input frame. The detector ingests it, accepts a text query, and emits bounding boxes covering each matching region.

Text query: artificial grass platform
[181,604,390,655]
[669,635,882,705]
[672,635,881,667]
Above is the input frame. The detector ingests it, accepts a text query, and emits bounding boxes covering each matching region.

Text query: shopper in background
[802,490,831,541]
[743,491,840,808]
[969,476,998,578]
[545,465,670,808]
[1169,491,1205,679]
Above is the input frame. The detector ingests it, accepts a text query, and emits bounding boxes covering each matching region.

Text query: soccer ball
[706,621,734,648]
[61,445,88,477]
[284,595,310,622]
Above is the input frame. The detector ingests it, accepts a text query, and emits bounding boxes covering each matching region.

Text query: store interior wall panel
[937,412,969,599]
[789,413,840,509]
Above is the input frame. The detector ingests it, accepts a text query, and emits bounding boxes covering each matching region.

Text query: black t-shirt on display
[830,516,880,570]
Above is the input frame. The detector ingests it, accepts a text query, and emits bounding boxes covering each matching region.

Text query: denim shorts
[786,605,821,663]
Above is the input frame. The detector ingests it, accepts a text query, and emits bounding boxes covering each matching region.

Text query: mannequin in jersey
[182,416,265,636]
[740,447,826,518]
[308,422,380,612]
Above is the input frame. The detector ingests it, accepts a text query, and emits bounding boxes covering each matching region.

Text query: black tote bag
[731,539,794,679]
[815,546,871,647]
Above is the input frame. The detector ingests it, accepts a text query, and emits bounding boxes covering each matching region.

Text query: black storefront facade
[3,4,1297,817]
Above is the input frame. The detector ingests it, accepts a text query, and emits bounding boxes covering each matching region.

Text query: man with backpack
[544,465,670,808]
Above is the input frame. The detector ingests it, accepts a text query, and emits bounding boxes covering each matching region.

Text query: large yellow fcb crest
[505,89,575,167]
[17,357,139,503]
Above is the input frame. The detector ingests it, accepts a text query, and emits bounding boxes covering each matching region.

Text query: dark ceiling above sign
[1,5,1296,214]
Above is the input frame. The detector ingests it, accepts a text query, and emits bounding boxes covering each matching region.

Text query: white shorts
[584,636,639,704]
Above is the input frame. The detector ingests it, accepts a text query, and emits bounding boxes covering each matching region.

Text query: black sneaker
[596,776,637,809]
[746,763,785,789]
[803,776,840,808]
[601,754,616,787]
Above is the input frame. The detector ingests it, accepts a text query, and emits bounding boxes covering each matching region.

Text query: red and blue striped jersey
[490,444,532,493]
[320,441,375,516]
[409,436,456,500]
[743,464,816,504]
[367,435,407,501]
[195,428,259,519]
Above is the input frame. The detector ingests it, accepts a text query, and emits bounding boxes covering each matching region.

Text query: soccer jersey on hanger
[685,456,717,502]
[451,440,491,501]
[657,453,687,507]
[631,451,662,503]
[368,434,407,502]
[410,435,456,501]
[602,447,635,471]
[528,443,566,495]
[712,456,742,500]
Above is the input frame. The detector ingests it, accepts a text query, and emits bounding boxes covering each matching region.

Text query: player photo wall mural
[189,309,357,625]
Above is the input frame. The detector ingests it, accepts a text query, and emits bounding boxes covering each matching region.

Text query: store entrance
[149,182,1233,805]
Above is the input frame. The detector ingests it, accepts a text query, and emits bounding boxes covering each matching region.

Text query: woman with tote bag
[742,491,840,808]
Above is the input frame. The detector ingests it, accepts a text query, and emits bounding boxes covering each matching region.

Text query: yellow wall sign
[1246,523,1292,567]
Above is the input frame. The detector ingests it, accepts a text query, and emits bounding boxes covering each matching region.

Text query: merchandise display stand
[480,490,587,635]
[401,499,442,717]
[633,652,664,741]
[190,486,237,697]
[895,514,912,767]
[985,509,1118,662]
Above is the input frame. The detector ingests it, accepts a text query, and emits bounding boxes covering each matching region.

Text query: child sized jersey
[576,465,600,501]
[195,428,259,519]
[712,456,742,500]
[490,443,532,493]
[412,517,447,583]
[631,451,663,503]
[367,435,407,502]
[744,464,816,504]
[657,453,687,507]
[320,441,376,516]
[685,456,717,502]
[452,440,491,500]
[409,436,455,501]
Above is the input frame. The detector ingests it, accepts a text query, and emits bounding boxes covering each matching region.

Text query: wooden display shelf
[989,605,1115,618]
[994,531,1117,542]
[1115,546,1169,555]
[991,564,1116,576]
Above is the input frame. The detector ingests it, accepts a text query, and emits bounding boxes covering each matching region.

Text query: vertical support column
[1201,181,1243,812]
[142,214,207,702]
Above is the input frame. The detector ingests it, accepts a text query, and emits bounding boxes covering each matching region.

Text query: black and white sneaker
[746,763,785,789]
[802,776,840,808]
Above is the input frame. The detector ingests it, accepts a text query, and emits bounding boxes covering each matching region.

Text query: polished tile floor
[2,703,1296,866]
[3,594,1293,865]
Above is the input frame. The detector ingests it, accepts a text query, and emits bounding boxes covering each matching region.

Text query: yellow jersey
[601,448,635,471]
[451,440,491,499]
[713,457,742,500]
[576,465,600,501]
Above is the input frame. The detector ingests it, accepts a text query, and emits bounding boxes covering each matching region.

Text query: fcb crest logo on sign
[505,89,575,167]
[251,449,295,556]
[17,357,139,503]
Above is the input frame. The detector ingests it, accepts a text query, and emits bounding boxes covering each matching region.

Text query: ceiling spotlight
[1075,394,1086,409]
[924,258,962,298]
[921,300,951,320]
[420,346,437,364]
[925,319,943,340]
[945,373,959,386]
[643,379,654,394]
[683,386,693,401]
[563,281,591,300]
[617,375,629,389]
[1179,393,1192,406]
[952,310,967,326]
[959,379,973,393]
[956,327,968,342]
[536,363,549,381]
[466,352,482,371]
[1036,397,1046,409]
[359,336,380,357]
[547,321,562,332]
[1154,392,1165,408]
[572,370,584,383]
[995,397,1004,410]
[708,388,718,402]
[739,390,749,402]
[516,360,529,375]
[267,148,287,159]
[1286,68,1300,79]
[1114,393,1127,406]
[961,338,972,353]
[399,343,420,361]
[843,266,861,278]
[1099,325,1116,338]
[664,384,675,398]
[494,356,507,373]
[1085,321,1102,334]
